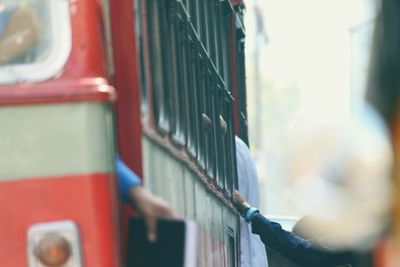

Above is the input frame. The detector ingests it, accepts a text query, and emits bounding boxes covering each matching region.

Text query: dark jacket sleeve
[251,213,355,267]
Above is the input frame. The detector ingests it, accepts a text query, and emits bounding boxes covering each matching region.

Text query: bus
[0,0,247,266]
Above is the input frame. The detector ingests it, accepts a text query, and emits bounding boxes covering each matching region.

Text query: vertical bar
[202,0,210,53]
[208,0,216,64]
[215,83,226,189]
[169,1,188,145]
[210,74,222,185]
[183,15,198,158]
[192,36,206,170]
[147,0,170,132]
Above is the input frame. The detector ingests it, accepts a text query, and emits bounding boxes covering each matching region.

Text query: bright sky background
[244,0,378,215]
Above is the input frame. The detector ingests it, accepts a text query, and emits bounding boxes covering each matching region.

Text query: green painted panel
[142,137,155,187]
[183,168,196,220]
[142,136,240,267]
[142,137,186,214]
[0,102,115,180]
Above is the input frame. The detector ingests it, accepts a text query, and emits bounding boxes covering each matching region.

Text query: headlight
[27,220,82,267]
[35,235,71,266]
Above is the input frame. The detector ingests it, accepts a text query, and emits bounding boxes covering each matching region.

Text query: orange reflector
[35,235,71,266]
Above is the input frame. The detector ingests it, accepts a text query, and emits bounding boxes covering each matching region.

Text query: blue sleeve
[115,156,142,202]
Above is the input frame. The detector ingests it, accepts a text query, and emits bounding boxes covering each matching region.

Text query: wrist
[244,207,259,223]
[237,200,252,215]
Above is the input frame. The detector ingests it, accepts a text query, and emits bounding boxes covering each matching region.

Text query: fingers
[232,190,246,206]
[232,190,252,215]
[145,216,157,242]
[129,187,181,242]
[145,204,181,242]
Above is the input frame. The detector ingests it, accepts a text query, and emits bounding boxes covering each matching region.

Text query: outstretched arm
[116,157,178,241]
[232,191,355,267]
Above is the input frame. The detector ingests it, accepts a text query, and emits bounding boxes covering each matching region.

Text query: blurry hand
[232,190,251,216]
[129,187,179,242]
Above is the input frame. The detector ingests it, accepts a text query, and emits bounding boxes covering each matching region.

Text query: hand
[232,190,252,216]
[128,187,179,242]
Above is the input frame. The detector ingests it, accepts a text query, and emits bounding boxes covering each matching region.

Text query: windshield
[0,0,71,83]
[0,1,50,65]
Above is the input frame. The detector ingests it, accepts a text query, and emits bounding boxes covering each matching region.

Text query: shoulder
[235,136,251,157]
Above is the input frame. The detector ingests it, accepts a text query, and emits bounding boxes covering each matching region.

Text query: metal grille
[143,0,243,196]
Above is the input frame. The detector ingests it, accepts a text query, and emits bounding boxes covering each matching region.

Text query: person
[0,4,41,64]
[235,136,269,267]
[232,190,356,267]
[231,0,400,265]
[232,104,393,267]
[232,102,393,267]
[116,156,178,242]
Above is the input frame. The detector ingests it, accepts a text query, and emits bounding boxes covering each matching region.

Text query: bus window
[0,1,44,65]
[0,0,71,83]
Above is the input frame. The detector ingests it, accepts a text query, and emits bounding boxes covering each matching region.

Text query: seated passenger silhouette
[0,5,41,64]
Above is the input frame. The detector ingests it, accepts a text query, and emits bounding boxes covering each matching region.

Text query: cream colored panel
[0,102,115,180]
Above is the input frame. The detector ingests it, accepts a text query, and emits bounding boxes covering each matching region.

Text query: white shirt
[236,136,269,267]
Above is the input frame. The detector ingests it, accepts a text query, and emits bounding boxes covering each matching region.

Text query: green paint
[142,136,238,244]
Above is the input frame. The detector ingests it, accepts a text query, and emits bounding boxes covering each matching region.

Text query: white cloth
[236,136,269,267]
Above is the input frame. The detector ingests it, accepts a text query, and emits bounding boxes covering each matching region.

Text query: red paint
[61,0,107,79]
[0,0,114,104]
[139,0,157,128]
[109,0,143,176]
[229,15,240,136]
[109,0,144,263]
[0,174,120,267]
[1,0,110,83]
[230,0,244,6]
[0,79,115,105]
[0,0,145,266]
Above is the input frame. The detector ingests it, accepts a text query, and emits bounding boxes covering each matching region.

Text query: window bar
[210,72,222,183]
[215,82,227,190]
[189,29,206,170]
[147,0,170,133]
[208,0,217,66]
[184,19,198,159]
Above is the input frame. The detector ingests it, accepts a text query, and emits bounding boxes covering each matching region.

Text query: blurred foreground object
[287,104,393,250]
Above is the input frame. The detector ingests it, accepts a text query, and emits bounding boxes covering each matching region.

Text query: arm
[116,157,178,241]
[251,214,355,267]
[232,191,355,267]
